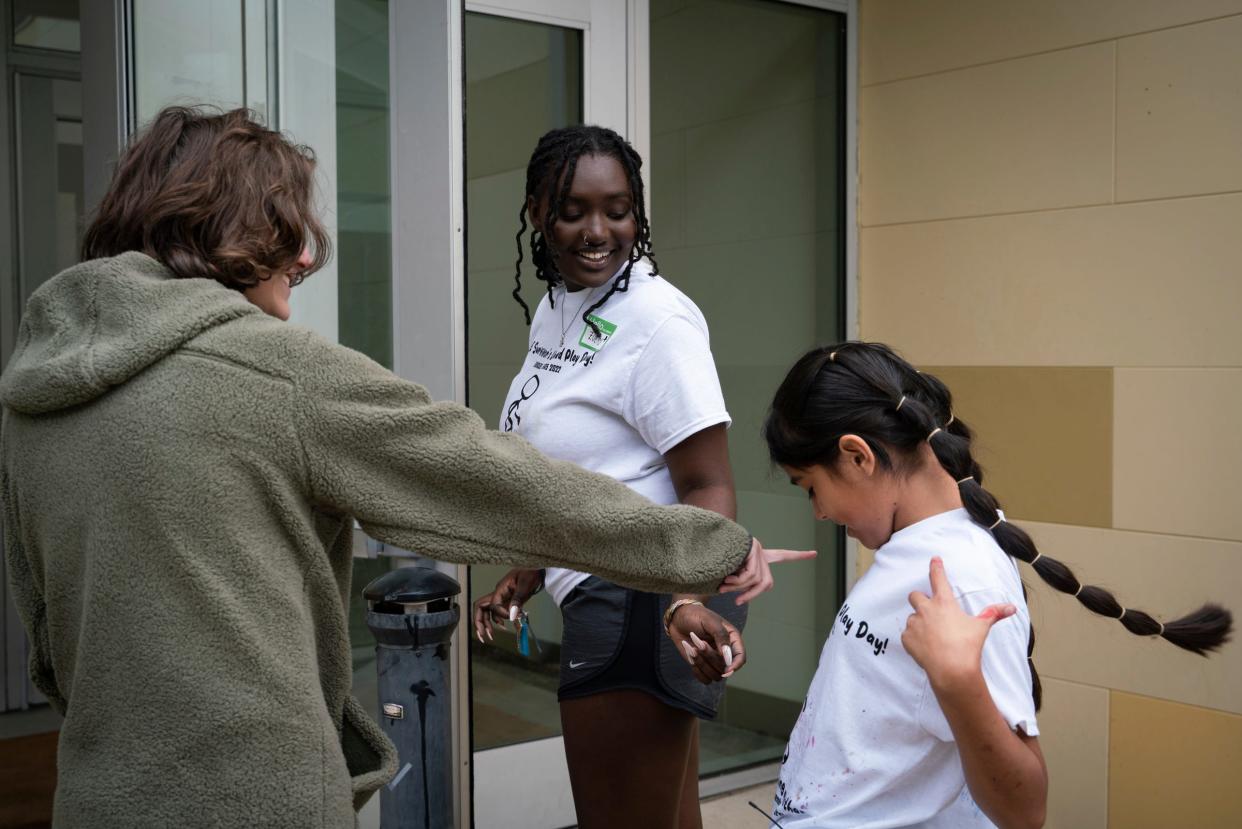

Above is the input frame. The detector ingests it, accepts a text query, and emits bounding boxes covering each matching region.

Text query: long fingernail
[723,646,733,667]
[487,629,493,641]
[689,632,706,649]
[681,641,697,660]
[509,605,519,622]
[477,631,484,644]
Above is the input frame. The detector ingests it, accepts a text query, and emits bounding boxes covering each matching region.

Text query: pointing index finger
[767,548,818,564]
[928,556,952,598]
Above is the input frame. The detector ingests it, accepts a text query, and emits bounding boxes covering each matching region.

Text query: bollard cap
[363,566,461,614]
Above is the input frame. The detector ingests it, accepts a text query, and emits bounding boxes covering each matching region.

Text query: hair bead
[829,351,838,362]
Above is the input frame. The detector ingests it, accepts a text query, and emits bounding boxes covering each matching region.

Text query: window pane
[132,0,247,124]
[15,76,83,308]
[649,0,847,777]
[464,11,583,753]
[334,0,394,724]
[12,0,79,53]
[336,0,392,369]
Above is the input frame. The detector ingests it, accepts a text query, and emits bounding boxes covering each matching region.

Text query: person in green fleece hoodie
[0,106,809,827]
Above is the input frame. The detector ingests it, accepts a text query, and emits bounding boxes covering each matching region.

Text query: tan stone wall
[857,2,1242,826]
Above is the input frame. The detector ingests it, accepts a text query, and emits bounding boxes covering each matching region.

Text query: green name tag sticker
[579,314,617,352]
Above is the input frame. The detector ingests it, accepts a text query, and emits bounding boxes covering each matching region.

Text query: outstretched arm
[904,558,1048,829]
[294,336,750,594]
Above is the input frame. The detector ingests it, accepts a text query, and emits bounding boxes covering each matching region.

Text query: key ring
[517,610,543,657]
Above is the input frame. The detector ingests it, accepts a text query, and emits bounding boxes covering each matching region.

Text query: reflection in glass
[336,0,392,370]
[649,0,846,776]
[464,12,583,753]
[131,0,271,125]
[12,0,80,53]
[328,0,396,725]
[16,76,82,307]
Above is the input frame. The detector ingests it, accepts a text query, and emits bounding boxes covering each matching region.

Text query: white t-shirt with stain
[499,259,730,605]
[772,508,1039,829]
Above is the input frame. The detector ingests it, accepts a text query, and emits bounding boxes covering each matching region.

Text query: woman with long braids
[763,341,1231,829]
[471,125,804,828]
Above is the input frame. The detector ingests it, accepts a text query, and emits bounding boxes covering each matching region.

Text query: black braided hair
[764,342,1233,710]
[511,125,657,336]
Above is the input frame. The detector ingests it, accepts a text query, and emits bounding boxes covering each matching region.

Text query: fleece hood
[0,251,261,415]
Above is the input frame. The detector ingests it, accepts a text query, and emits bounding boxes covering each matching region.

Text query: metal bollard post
[364,567,460,829]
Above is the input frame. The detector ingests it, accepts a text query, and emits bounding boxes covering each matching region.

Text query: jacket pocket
[341,695,399,810]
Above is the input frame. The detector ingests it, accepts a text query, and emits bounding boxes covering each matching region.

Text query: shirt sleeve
[292,331,751,594]
[623,314,731,454]
[917,588,1040,741]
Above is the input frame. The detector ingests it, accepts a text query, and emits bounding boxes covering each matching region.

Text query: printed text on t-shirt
[834,603,890,656]
[527,341,596,369]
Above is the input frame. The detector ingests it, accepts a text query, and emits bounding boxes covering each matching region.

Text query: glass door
[109,3,399,825]
[2,0,83,724]
[647,0,848,785]
[462,1,631,826]
[128,0,402,732]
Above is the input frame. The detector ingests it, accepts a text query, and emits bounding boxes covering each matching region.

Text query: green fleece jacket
[0,252,751,827]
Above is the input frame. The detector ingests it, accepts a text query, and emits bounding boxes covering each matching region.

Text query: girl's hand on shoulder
[666,601,745,684]
[472,568,544,644]
[902,557,1016,693]
[719,537,817,604]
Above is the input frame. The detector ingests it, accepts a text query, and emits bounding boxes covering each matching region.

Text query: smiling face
[782,435,905,550]
[242,247,313,320]
[529,153,638,291]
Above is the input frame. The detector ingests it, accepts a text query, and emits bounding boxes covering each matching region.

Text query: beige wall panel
[1116,15,1242,202]
[926,367,1112,528]
[1020,521,1241,714]
[859,193,1242,366]
[859,0,1242,86]
[1039,678,1110,829]
[860,45,1114,226]
[1109,692,1242,828]
[1114,369,1242,542]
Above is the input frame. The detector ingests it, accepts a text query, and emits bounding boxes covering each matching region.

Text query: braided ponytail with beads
[764,342,1233,709]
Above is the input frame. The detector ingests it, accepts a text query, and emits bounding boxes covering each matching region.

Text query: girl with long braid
[472,125,810,827]
[761,341,1231,829]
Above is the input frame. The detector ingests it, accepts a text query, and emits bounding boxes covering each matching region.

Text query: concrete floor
[701,782,781,828]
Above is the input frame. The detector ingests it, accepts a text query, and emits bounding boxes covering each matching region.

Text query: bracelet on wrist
[662,598,704,635]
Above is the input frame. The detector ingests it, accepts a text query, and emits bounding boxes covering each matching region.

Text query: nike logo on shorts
[569,660,590,669]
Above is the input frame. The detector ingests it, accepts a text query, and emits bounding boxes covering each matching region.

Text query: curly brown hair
[81,106,330,289]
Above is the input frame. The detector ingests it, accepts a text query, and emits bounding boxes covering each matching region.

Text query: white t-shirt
[499,259,731,605]
[772,508,1038,829]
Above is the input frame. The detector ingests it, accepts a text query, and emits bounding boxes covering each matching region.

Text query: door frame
[440,0,861,821]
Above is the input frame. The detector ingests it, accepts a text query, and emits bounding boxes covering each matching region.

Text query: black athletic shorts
[556,576,747,719]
